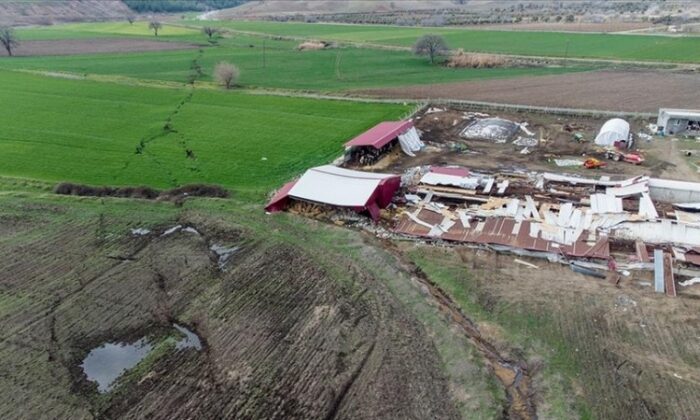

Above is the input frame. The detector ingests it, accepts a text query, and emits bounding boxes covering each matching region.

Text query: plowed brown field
[357,70,700,113]
[0,198,459,419]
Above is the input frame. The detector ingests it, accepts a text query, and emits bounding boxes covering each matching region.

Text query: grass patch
[0,34,592,90]
[406,246,591,419]
[0,70,409,200]
[16,22,201,41]
[194,20,700,63]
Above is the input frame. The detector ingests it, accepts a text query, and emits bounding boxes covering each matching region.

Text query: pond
[81,323,202,393]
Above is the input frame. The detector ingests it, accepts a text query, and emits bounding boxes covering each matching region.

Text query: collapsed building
[395,167,700,296]
[264,165,400,220]
[266,106,700,297]
[344,120,424,165]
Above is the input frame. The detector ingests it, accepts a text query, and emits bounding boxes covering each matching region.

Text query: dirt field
[471,21,658,33]
[407,245,700,419]
[354,106,695,182]
[0,197,459,419]
[1,39,199,57]
[356,70,700,113]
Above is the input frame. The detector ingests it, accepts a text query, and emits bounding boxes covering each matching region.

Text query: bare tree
[413,34,449,64]
[127,15,136,25]
[202,26,219,40]
[214,62,240,89]
[148,20,162,36]
[0,26,19,57]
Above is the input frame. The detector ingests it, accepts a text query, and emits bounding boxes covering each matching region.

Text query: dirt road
[356,70,700,113]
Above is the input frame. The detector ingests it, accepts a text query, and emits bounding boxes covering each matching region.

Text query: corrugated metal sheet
[590,194,623,214]
[614,220,700,247]
[420,172,481,189]
[394,210,610,259]
[344,120,413,149]
[654,249,665,293]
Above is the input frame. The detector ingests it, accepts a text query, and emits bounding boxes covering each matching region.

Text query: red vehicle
[605,149,644,165]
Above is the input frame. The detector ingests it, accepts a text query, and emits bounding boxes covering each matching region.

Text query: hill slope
[0,0,131,26]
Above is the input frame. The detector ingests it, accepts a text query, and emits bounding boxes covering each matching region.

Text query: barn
[344,120,423,165]
[265,165,401,220]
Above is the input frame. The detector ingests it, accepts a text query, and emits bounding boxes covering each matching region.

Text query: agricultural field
[3,6,700,420]
[194,20,700,63]
[0,193,465,418]
[15,22,202,41]
[357,69,700,113]
[0,70,409,199]
[407,246,700,419]
[3,26,592,91]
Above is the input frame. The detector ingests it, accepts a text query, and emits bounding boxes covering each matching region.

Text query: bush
[446,49,508,68]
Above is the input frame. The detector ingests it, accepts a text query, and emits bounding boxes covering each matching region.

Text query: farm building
[657,108,700,136]
[344,120,423,165]
[594,118,630,147]
[265,165,400,220]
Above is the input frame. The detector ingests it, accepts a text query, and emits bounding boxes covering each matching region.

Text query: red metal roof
[264,181,297,213]
[394,210,610,259]
[430,166,471,177]
[344,120,413,149]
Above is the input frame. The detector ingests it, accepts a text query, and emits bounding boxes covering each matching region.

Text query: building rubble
[390,165,700,296]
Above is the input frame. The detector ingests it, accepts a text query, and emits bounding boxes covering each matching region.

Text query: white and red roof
[265,165,400,220]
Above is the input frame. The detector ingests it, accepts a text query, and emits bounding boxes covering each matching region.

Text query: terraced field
[0,70,409,198]
[194,20,700,63]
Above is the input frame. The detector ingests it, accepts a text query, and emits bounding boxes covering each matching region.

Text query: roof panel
[344,120,413,149]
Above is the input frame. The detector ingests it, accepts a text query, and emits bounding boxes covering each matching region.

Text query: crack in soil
[324,340,376,420]
[381,240,537,419]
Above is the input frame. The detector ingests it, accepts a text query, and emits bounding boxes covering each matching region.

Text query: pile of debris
[393,166,700,296]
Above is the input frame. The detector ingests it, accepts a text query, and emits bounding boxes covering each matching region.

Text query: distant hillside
[212,0,481,17]
[122,0,247,13]
[0,0,132,26]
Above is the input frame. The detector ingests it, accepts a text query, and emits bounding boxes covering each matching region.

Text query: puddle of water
[81,324,202,393]
[81,338,153,393]
[173,323,203,351]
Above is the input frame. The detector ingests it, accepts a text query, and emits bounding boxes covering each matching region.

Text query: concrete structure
[657,108,700,136]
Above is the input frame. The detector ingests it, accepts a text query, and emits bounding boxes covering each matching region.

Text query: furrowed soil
[2,39,199,57]
[0,195,462,419]
[356,70,700,113]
